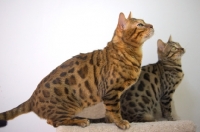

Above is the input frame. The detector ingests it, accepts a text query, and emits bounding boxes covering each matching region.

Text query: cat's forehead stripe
[169,42,181,48]
[131,18,145,23]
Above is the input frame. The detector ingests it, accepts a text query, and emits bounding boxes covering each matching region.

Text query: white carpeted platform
[56,120,196,132]
[57,102,196,132]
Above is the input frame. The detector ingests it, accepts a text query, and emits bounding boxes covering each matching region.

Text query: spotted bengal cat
[0,12,154,129]
[121,36,185,122]
[77,36,185,123]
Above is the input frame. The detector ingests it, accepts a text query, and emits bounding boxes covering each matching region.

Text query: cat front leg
[161,107,174,121]
[102,89,130,129]
[160,95,174,121]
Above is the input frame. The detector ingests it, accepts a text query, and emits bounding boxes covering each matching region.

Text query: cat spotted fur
[87,36,184,123]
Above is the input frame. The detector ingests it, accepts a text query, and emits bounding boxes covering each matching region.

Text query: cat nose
[182,48,185,53]
[145,24,153,28]
[149,24,153,28]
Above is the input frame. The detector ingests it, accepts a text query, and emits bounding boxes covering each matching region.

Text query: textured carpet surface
[57,120,196,132]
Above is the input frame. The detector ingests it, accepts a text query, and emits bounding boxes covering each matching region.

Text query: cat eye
[171,47,177,51]
[137,23,144,27]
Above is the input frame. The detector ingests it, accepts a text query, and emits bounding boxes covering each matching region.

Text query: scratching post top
[56,120,196,132]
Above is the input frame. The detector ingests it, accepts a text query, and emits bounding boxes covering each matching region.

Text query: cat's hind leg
[47,117,90,127]
[46,106,90,127]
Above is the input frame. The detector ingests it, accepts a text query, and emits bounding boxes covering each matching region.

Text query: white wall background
[0,0,199,131]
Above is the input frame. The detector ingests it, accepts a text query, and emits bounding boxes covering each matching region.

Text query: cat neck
[112,28,143,48]
[109,29,143,63]
[106,42,143,66]
[158,59,182,67]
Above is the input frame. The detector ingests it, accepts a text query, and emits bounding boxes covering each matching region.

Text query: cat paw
[115,120,130,130]
[48,118,90,127]
[47,119,57,127]
[47,119,53,125]
[167,117,174,121]
[165,116,174,121]
[79,119,90,127]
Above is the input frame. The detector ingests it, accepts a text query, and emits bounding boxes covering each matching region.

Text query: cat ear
[168,35,172,42]
[157,39,166,52]
[128,12,132,19]
[118,12,127,30]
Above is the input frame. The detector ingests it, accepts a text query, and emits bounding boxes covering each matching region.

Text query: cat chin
[143,30,154,41]
[175,54,183,59]
[142,34,153,42]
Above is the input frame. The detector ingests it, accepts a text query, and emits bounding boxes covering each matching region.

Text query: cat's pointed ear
[157,39,166,52]
[118,12,127,30]
[128,12,132,19]
[168,35,172,42]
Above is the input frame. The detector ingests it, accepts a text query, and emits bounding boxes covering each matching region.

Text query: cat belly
[76,102,105,118]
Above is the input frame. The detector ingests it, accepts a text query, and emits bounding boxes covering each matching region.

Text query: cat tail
[0,98,32,120]
[75,117,107,123]
[88,114,155,123]
[142,113,155,122]
[86,114,155,123]
[88,117,107,123]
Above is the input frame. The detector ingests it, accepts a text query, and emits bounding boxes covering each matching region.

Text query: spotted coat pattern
[84,38,185,124]
[121,37,185,122]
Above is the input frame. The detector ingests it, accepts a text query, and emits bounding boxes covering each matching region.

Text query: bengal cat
[121,36,185,122]
[0,12,154,129]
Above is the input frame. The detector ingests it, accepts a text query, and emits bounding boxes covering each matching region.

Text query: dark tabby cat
[87,36,184,123]
[120,36,185,122]
[0,12,154,129]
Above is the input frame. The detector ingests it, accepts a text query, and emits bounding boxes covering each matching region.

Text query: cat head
[157,36,185,61]
[114,12,154,47]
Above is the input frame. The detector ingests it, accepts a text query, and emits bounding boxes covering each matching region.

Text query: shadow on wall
[173,77,195,120]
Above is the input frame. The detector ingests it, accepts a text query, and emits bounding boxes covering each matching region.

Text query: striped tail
[75,117,107,123]
[0,98,32,120]
[88,117,107,123]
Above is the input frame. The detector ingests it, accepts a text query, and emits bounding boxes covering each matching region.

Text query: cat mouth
[145,29,154,39]
[175,52,184,59]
